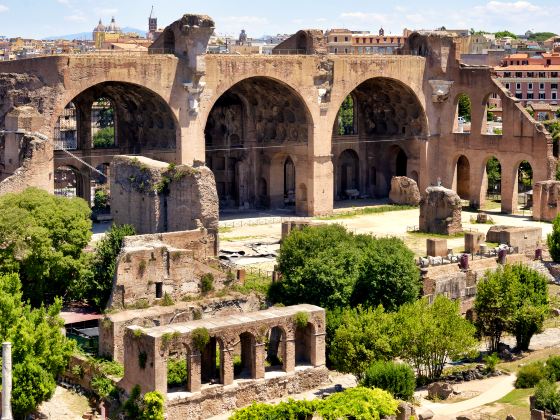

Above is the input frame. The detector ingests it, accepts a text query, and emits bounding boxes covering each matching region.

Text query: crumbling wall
[486,225,543,252]
[389,176,421,206]
[100,293,264,363]
[533,180,560,222]
[107,228,223,310]
[273,30,326,54]
[110,156,219,235]
[419,186,462,235]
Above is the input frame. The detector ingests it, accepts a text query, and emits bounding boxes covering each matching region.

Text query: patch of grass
[498,347,560,374]
[496,387,533,407]
[407,231,465,239]
[482,199,502,211]
[221,235,261,242]
[218,226,233,234]
[233,272,272,296]
[315,205,416,220]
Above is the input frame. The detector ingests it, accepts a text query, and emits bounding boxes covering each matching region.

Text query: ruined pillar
[284,334,296,373]
[187,351,201,393]
[76,102,92,151]
[201,337,217,383]
[310,331,326,368]
[2,342,13,420]
[501,162,516,214]
[220,346,234,386]
[253,340,266,380]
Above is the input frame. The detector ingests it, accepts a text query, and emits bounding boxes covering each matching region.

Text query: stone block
[419,186,462,235]
[464,232,485,254]
[427,238,448,257]
[486,225,542,253]
[427,382,454,400]
[389,176,421,206]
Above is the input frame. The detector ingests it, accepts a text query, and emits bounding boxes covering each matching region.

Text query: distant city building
[495,52,560,105]
[93,17,122,49]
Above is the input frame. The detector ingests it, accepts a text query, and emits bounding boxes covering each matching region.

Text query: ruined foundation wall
[110,156,219,234]
[166,368,329,420]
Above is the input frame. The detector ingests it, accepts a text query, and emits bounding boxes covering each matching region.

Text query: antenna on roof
[149,5,154,19]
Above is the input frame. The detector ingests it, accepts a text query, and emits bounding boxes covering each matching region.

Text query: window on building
[547,59,552,65]
[527,93,534,99]
[528,83,533,90]
[552,72,559,78]
[527,72,534,77]
[505,72,511,77]
[515,93,523,99]
[540,83,545,90]
[552,83,558,89]
[516,83,521,90]
[334,47,338,54]
[155,282,163,299]
[344,48,348,54]
[505,83,510,89]
[553,92,558,100]
[345,36,349,42]
[515,72,523,78]
[522,60,528,65]
[334,36,338,42]
[539,72,546,78]
[539,92,546,99]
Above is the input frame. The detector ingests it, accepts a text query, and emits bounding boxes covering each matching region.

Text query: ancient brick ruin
[419,186,463,235]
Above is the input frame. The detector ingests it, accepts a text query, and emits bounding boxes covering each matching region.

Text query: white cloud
[479,0,540,13]
[64,14,86,22]
[0,4,8,13]
[95,8,119,16]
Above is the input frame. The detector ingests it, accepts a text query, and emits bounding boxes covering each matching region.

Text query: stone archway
[396,148,407,177]
[336,149,360,199]
[204,77,312,212]
[455,155,470,200]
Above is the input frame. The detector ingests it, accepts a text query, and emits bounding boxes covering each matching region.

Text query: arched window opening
[54,102,77,150]
[396,148,407,177]
[284,157,296,206]
[266,326,286,373]
[454,93,472,133]
[455,155,470,200]
[337,149,360,199]
[336,95,356,135]
[482,92,502,135]
[295,323,314,367]
[91,97,116,148]
[92,163,111,215]
[167,351,188,393]
[485,156,502,208]
[518,160,533,209]
[201,337,223,385]
[234,332,256,380]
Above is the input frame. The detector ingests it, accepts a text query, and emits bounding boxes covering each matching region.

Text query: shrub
[160,292,174,307]
[93,189,109,210]
[294,311,309,329]
[124,385,141,418]
[534,380,560,414]
[483,353,500,373]
[549,214,560,263]
[192,327,210,352]
[230,399,318,419]
[361,360,416,401]
[141,391,165,420]
[90,375,117,399]
[167,359,187,387]
[200,273,214,294]
[515,361,547,388]
[316,387,399,420]
[547,355,560,381]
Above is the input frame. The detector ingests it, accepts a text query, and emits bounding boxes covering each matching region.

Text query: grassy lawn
[482,199,502,211]
[498,347,560,374]
[407,231,465,239]
[486,388,533,420]
[315,205,416,220]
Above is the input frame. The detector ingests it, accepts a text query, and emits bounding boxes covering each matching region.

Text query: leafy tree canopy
[0,188,92,305]
[495,30,518,39]
[528,32,557,42]
[270,224,420,310]
[0,273,75,417]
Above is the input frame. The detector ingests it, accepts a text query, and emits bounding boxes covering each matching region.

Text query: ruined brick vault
[0,12,555,221]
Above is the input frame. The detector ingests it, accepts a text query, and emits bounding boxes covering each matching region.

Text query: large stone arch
[55,81,180,163]
[203,76,314,213]
[331,77,428,200]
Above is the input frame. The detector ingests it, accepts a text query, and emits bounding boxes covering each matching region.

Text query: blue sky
[0,0,559,39]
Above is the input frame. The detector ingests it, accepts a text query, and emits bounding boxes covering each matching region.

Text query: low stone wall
[165,367,329,420]
[486,225,543,253]
[60,355,119,393]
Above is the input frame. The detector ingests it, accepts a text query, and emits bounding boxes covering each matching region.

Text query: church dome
[93,19,105,33]
[107,17,121,33]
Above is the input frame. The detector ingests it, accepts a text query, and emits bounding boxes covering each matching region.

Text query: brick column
[501,162,516,214]
[187,351,201,393]
[253,341,266,379]
[311,332,326,368]
[221,346,234,385]
[284,335,296,373]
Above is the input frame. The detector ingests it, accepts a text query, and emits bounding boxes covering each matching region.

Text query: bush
[534,380,560,414]
[361,360,416,400]
[515,361,548,388]
[192,327,210,352]
[90,375,117,399]
[93,189,110,210]
[93,127,115,148]
[294,311,309,329]
[549,214,560,263]
[200,273,214,294]
[316,387,399,420]
[547,355,560,381]
[230,399,318,419]
[167,359,187,387]
[141,391,165,420]
[483,353,500,373]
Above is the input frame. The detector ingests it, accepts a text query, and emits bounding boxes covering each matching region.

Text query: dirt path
[417,374,516,419]
[35,386,92,420]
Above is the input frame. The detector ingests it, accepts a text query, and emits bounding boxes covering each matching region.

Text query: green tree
[71,224,136,309]
[93,127,115,148]
[0,273,75,417]
[528,32,557,42]
[395,296,478,379]
[329,306,395,377]
[0,188,92,305]
[351,237,419,311]
[140,391,165,420]
[96,98,114,128]
[270,225,418,310]
[475,264,549,352]
[534,380,560,414]
[495,30,518,39]
[486,157,501,193]
[337,95,355,135]
[458,94,471,121]
[361,360,416,400]
[316,387,399,420]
